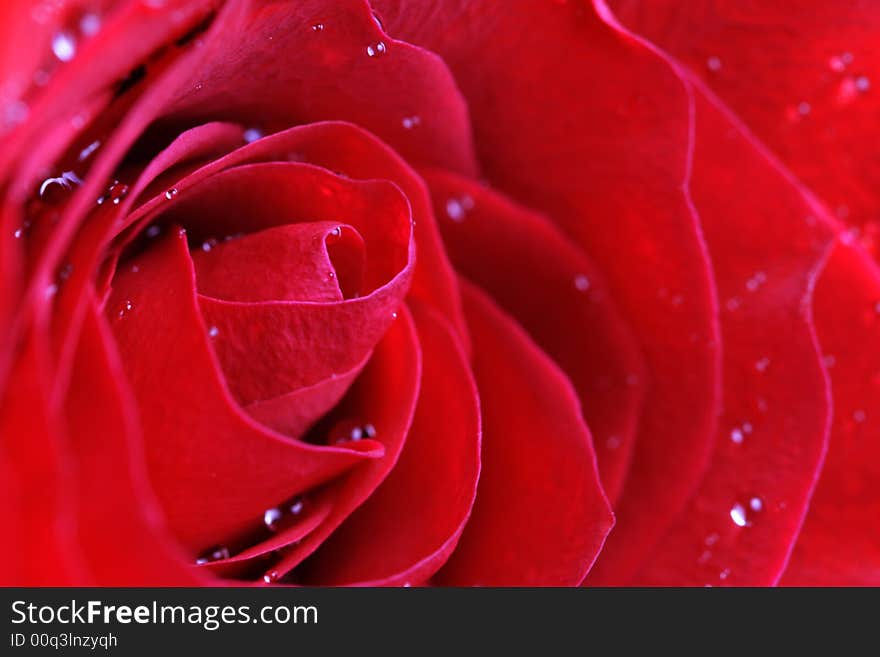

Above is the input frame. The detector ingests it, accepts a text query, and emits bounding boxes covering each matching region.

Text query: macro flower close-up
[1,0,878,587]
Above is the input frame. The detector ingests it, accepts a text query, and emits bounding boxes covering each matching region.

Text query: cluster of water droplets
[445,195,474,222]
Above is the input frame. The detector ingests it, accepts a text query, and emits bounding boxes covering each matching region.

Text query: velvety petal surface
[423,168,645,502]
[435,281,612,586]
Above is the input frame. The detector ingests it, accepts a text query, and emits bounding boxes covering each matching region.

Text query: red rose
[1,0,876,586]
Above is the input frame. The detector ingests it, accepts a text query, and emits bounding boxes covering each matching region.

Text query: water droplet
[755,357,770,373]
[263,507,283,531]
[330,226,342,237]
[195,545,230,564]
[605,435,621,450]
[243,127,263,143]
[52,32,76,62]
[797,101,811,116]
[725,297,742,312]
[366,41,387,58]
[853,409,867,423]
[44,283,58,299]
[574,274,590,292]
[97,180,129,205]
[391,311,398,320]
[165,188,178,200]
[263,570,280,584]
[749,496,763,512]
[719,568,730,580]
[208,326,219,338]
[742,422,753,434]
[39,170,82,201]
[729,503,748,527]
[829,54,850,72]
[363,423,376,438]
[145,224,161,239]
[401,115,421,129]
[445,195,473,222]
[3,100,29,129]
[289,497,305,516]
[403,582,412,588]
[13,228,23,239]
[311,22,324,32]
[698,550,712,564]
[823,354,837,368]
[730,428,744,444]
[856,75,871,92]
[745,271,767,292]
[79,12,101,37]
[78,140,101,161]
[118,300,133,318]
[705,533,720,546]
[706,56,722,72]
[201,239,216,253]
[131,265,140,273]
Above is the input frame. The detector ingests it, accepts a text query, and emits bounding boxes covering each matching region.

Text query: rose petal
[609,0,880,253]
[124,121,469,348]
[423,168,645,503]
[631,88,834,586]
[108,228,385,552]
[299,301,480,585]
[782,243,880,585]
[434,280,612,586]
[266,306,423,583]
[162,0,478,176]
[0,332,86,584]
[376,0,722,584]
[65,297,208,584]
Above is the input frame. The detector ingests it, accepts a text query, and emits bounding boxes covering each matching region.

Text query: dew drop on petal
[853,409,867,423]
[243,127,263,143]
[145,224,161,239]
[749,497,763,512]
[401,115,421,129]
[208,326,219,338]
[730,503,748,527]
[117,300,133,318]
[80,12,101,37]
[289,497,305,516]
[730,428,744,444]
[263,570,280,584]
[311,22,324,32]
[165,188,178,200]
[263,507,282,532]
[78,140,101,161]
[856,75,871,92]
[574,274,590,292]
[195,545,230,564]
[366,41,386,58]
[52,32,76,62]
[755,357,770,373]
[706,56,722,72]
